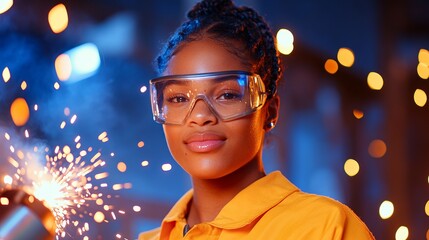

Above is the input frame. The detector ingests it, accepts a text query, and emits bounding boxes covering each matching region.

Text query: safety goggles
[149,71,267,125]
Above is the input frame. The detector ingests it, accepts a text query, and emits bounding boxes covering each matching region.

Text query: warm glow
[324,59,338,74]
[55,53,72,81]
[0,0,13,14]
[162,163,172,171]
[10,98,30,126]
[2,66,11,82]
[367,72,384,90]
[141,160,149,167]
[276,28,294,55]
[353,109,364,119]
[33,180,66,209]
[379,200,394,219]
[419,49,429,65]
[414,89,427,107]
[54,82,60,90]
[137,141,145,148]
[48,3,69,34]
[368,139,387,158]
[344,159,359,176]
[395,226,409,240]
[117,162,127,172]
[337,48,354,67]
[93,211,105,223]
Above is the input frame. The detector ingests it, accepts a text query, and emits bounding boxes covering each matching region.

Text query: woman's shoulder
[278,190,361,220]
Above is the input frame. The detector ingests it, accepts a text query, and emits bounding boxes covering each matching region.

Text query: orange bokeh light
[10,97,30,126]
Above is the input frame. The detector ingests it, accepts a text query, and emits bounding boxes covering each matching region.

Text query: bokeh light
[379,200,394,219]
[0,0,13,14]
[133,205,141,212]
[3,175,13,184]
[2,66,11,82]
[324,59,338,74]
[344,159,359,176]
[141,160,149,167]
[20,81,27,90]
[337,48,355,67]
[161,163,172,172]
[276,28,294,55]
[395,226,409,240]
[414,89,427,107]
[419,49,429,65]
[55,54,72,81]
[117,162,127,172]
[367,72,384,90]
[48,3,69,34]
[368,139,387,158]
[10,97,30,126]
[353,109,364,119]
[140,86,147,93]
[417,63,429,79]
[137,141,145,148]
[93,211,105,223]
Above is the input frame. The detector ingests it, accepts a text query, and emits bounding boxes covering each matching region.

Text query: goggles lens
[149,71,267,125]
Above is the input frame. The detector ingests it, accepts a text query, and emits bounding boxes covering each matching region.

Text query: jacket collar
[161,171,299,230]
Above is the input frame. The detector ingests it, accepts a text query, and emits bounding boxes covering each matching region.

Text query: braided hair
[156,0,282,98]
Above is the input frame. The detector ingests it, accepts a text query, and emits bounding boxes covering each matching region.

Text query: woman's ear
[264,95,280,131]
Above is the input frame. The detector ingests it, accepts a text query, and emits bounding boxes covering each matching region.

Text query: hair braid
[155,0,282,98]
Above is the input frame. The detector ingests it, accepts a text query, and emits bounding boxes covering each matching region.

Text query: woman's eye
[167,95,189,103]
[218,92,242,100]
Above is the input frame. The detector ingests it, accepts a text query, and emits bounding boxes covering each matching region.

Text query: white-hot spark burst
[1,132,131,239]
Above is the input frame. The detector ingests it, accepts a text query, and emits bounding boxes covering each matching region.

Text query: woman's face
[162,38,269,180]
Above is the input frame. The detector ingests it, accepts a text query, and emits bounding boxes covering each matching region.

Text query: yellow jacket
[139,171,375,239]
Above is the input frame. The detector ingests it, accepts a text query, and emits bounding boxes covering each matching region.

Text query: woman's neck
[186,159,265,227]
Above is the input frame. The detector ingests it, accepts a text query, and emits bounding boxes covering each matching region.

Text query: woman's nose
[186,98,218,126]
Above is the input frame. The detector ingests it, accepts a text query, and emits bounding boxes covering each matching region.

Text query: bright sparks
[0,134,129,238]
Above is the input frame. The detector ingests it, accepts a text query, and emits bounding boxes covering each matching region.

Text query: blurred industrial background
[0,0,428,239]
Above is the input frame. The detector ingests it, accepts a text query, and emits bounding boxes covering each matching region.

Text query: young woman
[140,0,375,239]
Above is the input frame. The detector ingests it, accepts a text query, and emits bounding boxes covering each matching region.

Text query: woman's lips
[184,133,226,153]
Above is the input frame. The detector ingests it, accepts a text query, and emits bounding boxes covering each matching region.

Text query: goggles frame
[149,71,267,125]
